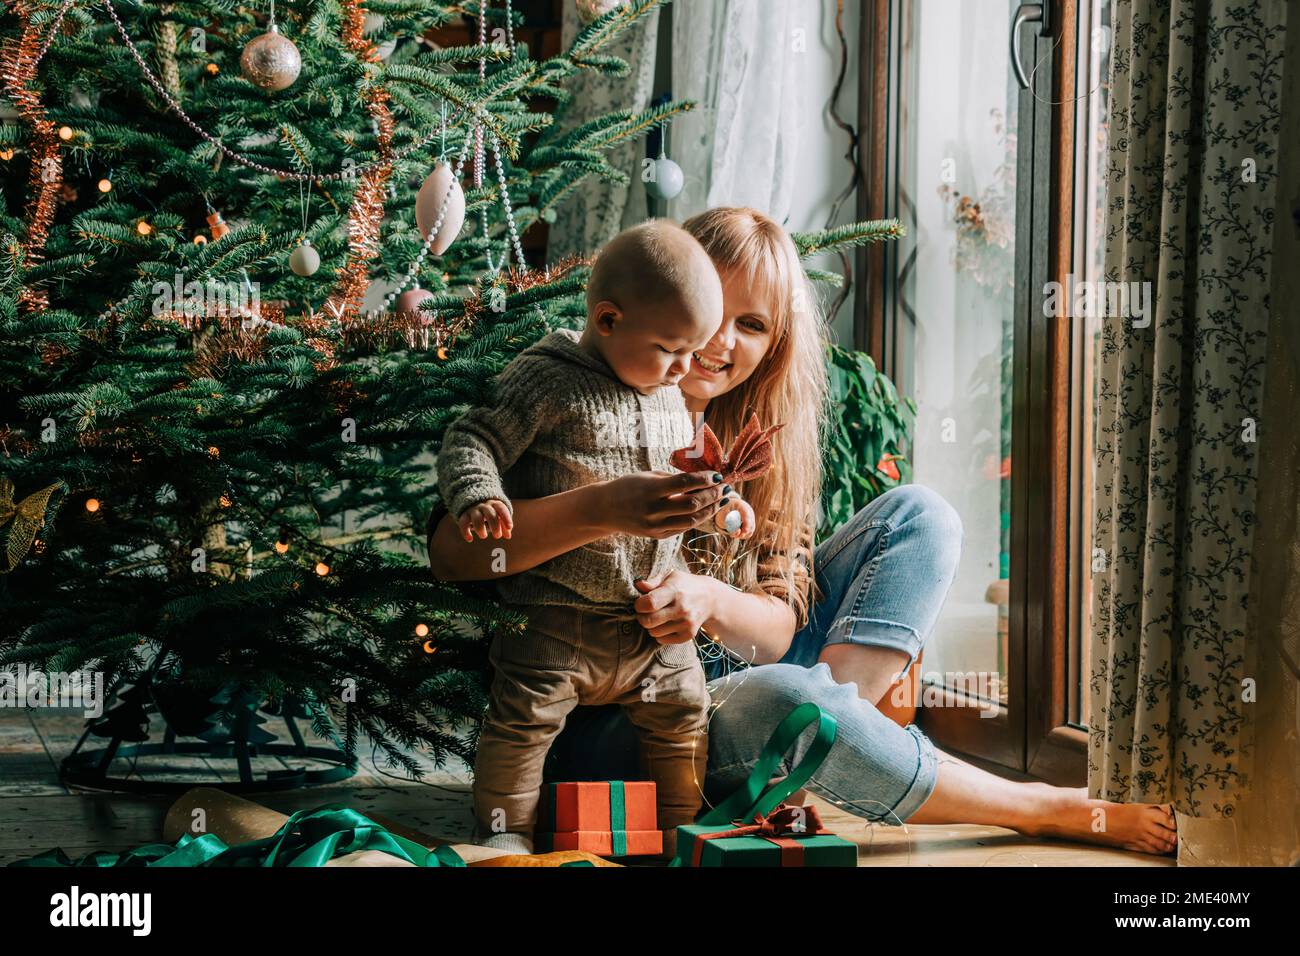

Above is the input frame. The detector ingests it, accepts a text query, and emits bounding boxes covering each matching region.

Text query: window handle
[1011,1,1051,90]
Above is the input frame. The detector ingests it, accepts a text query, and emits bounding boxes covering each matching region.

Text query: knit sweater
[435,327,697,610]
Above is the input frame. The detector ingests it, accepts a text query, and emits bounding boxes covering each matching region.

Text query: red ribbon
[690,803,830,867]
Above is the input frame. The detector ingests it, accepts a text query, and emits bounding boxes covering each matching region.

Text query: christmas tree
[0,0,903,783]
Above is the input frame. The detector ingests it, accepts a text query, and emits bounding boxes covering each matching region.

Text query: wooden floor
[0,707,1172,867]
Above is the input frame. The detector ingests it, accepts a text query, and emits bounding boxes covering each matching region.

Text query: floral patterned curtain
[1090,0,1289,837]
[1213,2,1300,868]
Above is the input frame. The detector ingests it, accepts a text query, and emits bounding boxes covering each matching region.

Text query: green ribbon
[9,804,466,868]
[609,781,626,857]
[670,702,838,866]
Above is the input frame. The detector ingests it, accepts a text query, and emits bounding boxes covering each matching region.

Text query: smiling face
[680,267,776,410]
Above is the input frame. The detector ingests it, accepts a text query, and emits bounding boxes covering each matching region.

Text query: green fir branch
[792,219,907,259]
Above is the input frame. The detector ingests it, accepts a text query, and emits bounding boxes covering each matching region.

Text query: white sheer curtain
[669,0,817,221]
[546,3,661,260]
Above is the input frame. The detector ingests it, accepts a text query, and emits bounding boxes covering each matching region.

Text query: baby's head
[582,219,724,394]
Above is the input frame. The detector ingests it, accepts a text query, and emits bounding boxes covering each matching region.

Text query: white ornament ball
[646,156,684,201]
[240,26,302,92]
[289,240,320,277]
[576,0,627,25]
[414,162,466,255]
[395,288,432,321]
[717,504,743,534]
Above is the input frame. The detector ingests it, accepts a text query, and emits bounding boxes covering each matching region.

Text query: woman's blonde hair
[681,207,830,629]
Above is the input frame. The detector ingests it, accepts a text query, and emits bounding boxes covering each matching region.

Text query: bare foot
[1025,785,1177,855]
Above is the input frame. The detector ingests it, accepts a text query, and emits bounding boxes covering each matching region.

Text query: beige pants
[472,604,710,846]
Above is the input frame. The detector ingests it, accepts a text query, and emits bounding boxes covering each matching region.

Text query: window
[891,0,1019,715]
[860,0,1110,780]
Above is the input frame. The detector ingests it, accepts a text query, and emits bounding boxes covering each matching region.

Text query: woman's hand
[632,570,721,644]
[594,470,730,540]
[716,497,756,539]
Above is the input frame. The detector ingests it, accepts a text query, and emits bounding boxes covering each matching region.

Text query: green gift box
[676,824,857,867]
[671,702,857,867]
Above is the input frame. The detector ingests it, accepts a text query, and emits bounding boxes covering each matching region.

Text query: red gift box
[535,781,662,857]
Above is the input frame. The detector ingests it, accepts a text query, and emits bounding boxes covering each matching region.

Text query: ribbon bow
[715,803,829,842]
[669,412,785,485]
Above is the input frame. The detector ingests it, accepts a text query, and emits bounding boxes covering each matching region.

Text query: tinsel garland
[148,304,284,379]
[0,0,66,312]
[500,254,592,295]
[330,0,395,323]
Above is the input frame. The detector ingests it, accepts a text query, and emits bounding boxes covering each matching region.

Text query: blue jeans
[540,484,963,823]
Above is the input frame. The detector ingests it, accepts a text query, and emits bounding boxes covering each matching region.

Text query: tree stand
[60,676,356,794]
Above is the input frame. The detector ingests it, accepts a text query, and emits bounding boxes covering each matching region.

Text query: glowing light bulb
[136,220,152,236]
[58,126,73,141]
[85,498,100,512]
[97,179,112,193]
[315,561,330,576]
[415,622,429,638]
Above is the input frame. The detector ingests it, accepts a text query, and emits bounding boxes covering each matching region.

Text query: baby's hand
[715,497,756,539]
[458,500,513,541]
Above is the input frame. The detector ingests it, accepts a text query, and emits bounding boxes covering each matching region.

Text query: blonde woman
[428,207,1177,854]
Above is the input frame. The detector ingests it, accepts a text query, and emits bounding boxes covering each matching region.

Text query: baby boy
[436,219,724,854]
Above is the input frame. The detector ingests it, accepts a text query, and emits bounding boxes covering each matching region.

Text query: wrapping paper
[162,788,614,867]
[162,788,497,866]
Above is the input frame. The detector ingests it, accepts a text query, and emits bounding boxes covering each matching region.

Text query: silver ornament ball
[289,240,320,277]
[646,156,684,200]
[241,26,302,92]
